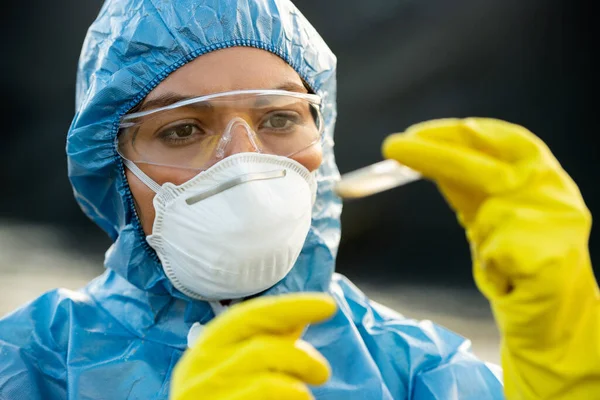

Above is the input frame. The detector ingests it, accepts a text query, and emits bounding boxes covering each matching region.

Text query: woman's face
[125,47,323,235]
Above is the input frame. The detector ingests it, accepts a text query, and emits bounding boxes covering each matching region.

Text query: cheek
[126,166,198,236]
[126,169,157,236]
[291,143,323,172]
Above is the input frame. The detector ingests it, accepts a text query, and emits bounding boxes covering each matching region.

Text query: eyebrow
[137,82,309,113]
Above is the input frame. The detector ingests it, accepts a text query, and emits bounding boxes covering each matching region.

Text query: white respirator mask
[123,152,317,300]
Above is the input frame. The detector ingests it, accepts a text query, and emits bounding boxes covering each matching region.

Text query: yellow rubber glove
[170,293,336,400]
[382,118,600,399]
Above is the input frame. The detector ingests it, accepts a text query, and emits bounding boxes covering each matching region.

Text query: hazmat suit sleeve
[0,290,69,400]
[382,118,600,399]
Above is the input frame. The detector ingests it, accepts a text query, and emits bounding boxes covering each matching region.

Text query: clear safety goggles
[117,89,324,171]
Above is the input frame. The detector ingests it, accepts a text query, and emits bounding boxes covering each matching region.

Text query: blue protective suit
[0,0,504,398]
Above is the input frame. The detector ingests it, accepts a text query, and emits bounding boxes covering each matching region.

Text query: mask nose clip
[215,117,261,159]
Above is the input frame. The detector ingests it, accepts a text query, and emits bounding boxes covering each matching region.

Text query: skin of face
[124,47,323,235]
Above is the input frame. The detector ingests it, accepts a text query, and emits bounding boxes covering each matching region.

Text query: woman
[0,0,597,399]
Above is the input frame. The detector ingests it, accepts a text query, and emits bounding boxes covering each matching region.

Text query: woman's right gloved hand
[170,293,337,400]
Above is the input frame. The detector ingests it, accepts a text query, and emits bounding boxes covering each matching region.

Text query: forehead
[145,47,304,102]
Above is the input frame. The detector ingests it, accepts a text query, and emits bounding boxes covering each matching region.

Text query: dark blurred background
[0,0,594,361]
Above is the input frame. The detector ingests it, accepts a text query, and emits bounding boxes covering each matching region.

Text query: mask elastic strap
[122,158,163,193]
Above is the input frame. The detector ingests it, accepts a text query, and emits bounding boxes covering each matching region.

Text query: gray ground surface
[0,221,500,364]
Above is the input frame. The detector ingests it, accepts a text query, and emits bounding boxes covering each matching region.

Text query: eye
[261,112,301,130]
[157,122,204,143]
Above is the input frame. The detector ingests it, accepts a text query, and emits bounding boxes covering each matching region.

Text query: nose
[217,117,261,158]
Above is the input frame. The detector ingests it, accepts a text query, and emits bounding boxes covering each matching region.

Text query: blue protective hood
[67,0,341,300]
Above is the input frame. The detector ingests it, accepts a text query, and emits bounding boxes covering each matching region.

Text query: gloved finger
[476,218,563,281]
[220,336,330,385]
[466,197,519,246]
[435,180,487,226]
[382,133,522,194]
[199,293,337,347]
[472,257,514,300]
[401,118,544,163]
[171,373,314,400]
[227,373,315,400]
[462,118,545,161]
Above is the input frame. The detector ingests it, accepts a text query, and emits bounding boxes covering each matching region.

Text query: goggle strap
[122,158,163,193]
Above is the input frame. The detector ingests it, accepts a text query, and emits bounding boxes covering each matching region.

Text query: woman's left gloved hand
[382,118,600,399]
[170,293,336,400]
